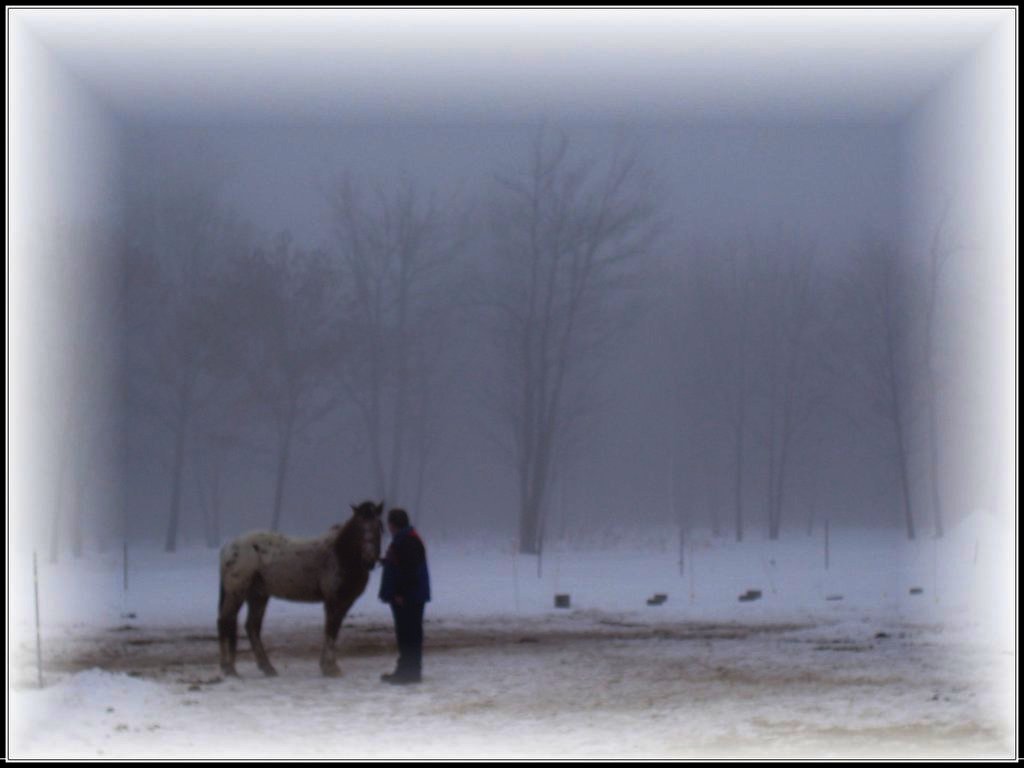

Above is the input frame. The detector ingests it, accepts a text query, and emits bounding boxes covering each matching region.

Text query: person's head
[387,508,410,534]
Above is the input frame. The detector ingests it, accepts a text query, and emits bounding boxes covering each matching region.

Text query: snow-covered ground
[8,515,1016,759]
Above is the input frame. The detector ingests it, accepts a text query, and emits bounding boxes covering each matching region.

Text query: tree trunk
[519,454,550,555]
[678,520,686,576]
[49,446,68,564]
[270,426,293,532]
[672,435,685,573]
[389,279,410,506]
[72,464,85,558]
[412,436,428,528]
[519,489,544,556]
[927,386,944,538]
[164,416,188,553]
[368,372,387,499]
[806,473,818,536]
[893,413,916,541]
[410,347,435,525]
[766,376,780,541]
[733,319,747,543]
[733,414,745,543]
[924,219,945,539]
[709,478,722,538]
[677,479,687,576]
[519,397,556,555]
[194,440,224,548]
[208,457,223,548]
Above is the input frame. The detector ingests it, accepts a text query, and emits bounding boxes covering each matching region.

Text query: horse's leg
[320,598,352,677]
[218,590,244,677]
[246,582,277,677]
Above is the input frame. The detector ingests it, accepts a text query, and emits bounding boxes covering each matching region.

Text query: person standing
[378,508,431,684]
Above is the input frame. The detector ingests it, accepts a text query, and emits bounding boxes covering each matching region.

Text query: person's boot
[384,671,421,684]
[382,661,421,684]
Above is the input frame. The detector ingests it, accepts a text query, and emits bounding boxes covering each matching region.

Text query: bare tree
[843,237,921,540]
[407,301,461,522]
[921,204,956,538]
[124,182,248,552]
[230,232,342,532]
[189,392,250,547]
[481,129,658,555]
[747,235,830,540]
[325,175,462,509]
[674,240,756,542]
[676,233,837,543]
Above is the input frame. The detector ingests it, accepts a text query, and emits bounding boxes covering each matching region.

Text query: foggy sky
[9,10,1014,549]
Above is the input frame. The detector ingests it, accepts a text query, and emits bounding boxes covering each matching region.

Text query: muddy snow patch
[8,614,1014,759]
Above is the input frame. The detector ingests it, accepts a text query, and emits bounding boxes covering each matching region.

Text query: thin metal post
[512,539,520,613]
[33,551,43,688]
[688,537,695,602]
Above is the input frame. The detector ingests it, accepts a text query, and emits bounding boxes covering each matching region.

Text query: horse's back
[221,530,333,603]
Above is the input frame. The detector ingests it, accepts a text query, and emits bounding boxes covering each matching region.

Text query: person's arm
[378,545,397,603]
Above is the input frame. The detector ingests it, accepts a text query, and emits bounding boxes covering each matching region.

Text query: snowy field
[8,516,1016,759]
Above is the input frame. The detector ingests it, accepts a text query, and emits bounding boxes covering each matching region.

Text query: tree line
[46,130,968,557]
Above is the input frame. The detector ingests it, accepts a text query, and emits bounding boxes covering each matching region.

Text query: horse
[217,499,384,677]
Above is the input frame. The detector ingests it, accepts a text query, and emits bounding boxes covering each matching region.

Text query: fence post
[33,551,43,688]
[688,537,695,603]
[512,539,520,613]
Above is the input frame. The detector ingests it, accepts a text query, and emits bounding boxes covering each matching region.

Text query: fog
[8,9,1017,760]
[10,10,1013,554]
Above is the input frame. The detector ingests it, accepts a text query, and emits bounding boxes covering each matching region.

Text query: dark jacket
[378,527,431,605]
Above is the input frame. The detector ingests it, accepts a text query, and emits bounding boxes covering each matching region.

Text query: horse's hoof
[321,665,343,678]
[260,666,278,677]
[221,666,239,678]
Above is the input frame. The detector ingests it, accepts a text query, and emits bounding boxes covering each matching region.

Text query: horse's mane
[331,515,366,566]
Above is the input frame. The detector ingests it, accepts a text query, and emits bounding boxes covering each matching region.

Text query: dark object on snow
[647,594,668,606]
[738,589,762,602]
[909,587,924,595]
[826,595,844,601]
[555,594,571,609]
[875,632,891,639]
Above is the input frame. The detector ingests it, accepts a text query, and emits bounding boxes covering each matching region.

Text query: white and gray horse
[218,500,384,677]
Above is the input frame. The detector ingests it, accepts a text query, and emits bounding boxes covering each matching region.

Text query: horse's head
[350,499,385,570]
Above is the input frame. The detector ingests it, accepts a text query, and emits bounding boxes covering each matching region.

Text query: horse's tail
[218,543,227,613]
[217,539,240,611]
